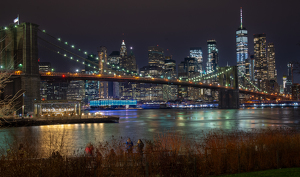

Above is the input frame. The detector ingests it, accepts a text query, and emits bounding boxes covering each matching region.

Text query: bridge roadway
[36,72,287,100]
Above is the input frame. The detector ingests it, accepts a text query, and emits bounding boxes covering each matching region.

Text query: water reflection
[1,108,300,155]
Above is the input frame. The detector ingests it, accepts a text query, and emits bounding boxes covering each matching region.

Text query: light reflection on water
[0,107,300,155]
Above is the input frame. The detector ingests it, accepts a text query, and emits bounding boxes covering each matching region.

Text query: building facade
[190,47,203,76]
[236,8,249,84]
[253,34,267,90]
[206,40,218,74]
[98,46,108,99]
[148,46,165,69]
[267,43,277,81]
[285,62,293,95]
[163,57,177,100]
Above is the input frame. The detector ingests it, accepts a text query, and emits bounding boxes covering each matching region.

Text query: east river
[1,107,300,155]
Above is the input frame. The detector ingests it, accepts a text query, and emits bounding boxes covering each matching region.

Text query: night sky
[1,0,300,84]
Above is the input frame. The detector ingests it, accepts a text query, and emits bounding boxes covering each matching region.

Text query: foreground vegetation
[218,168,300,177]
[1,128,300,176]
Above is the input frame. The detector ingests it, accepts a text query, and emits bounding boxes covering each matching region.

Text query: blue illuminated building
[90,100,137,107]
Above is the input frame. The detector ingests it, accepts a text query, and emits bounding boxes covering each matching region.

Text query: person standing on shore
[126,138,134,154]
[135,139,144,155]
[85,143,94,157]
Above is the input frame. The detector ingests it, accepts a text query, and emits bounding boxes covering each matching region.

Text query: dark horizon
[1,0,300,84]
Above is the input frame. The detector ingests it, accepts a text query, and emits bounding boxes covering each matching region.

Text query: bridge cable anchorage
[38,28,138,76]
[38,43,99,70]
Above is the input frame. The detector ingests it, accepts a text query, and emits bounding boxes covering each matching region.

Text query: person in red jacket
[85,143,94,157]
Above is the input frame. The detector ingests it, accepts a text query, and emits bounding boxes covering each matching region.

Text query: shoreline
[0,116,119,128]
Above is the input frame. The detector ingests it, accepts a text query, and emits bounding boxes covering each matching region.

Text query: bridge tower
[0,22,40,113]
[217,66,240,109]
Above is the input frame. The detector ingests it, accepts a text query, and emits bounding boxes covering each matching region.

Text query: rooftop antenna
[240,7,243,29]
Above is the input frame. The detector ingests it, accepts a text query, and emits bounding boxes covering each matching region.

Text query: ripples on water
[1,107,299,156]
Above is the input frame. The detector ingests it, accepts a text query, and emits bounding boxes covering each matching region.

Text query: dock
[0,116,119,128]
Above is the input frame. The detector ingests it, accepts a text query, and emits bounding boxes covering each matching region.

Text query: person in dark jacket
[126,138,133,154]
[135,139,144,155]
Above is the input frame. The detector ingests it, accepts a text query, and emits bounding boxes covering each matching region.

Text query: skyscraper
[119,40,127,70]
[267,43,277,81]
[285,62,293,94]
[190,47,203,76]
[148,46,165,69]
[124,47,138,74]
[98,46,107,74]
[163,57,177,100]
[98,46,108,98]
[253,34,267,90]
[120,40,127,57]
[178,57,201,100]
[236,7,248,82]
[206,40,218,74]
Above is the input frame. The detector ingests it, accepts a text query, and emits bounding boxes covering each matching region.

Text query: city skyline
[1,0,300,85]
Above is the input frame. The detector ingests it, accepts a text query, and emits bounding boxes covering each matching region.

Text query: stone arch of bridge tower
[217,66,238,89]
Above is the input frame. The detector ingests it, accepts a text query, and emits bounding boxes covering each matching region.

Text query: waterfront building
[85,80,100,104]
[206,40,218,74]
[253,34,267,90]
[46,82,68,100]
[190,47,203,76]
[236,7,249,84]
[67,80,85,102]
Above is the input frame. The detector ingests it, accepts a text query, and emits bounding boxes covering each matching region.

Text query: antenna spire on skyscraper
[240,7,243,29]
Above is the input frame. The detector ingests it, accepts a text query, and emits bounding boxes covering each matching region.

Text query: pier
[0,116,119,128]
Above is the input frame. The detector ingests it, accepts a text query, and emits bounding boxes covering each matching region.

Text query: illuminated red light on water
[62,74,65,78]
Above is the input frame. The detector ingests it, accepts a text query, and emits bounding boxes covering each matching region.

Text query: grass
[1,128,300,176]
[218,168,300,177]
